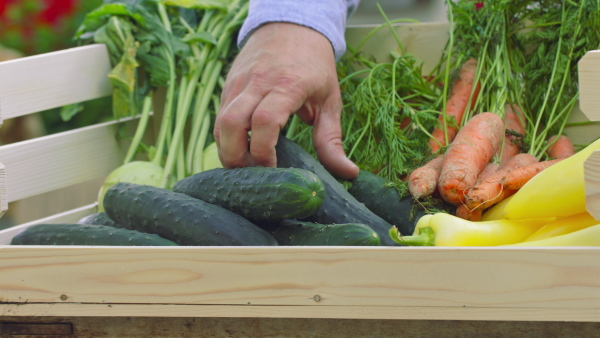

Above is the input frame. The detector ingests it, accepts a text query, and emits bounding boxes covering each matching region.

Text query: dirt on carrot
[437,112,505,206]
[429,58,480,153]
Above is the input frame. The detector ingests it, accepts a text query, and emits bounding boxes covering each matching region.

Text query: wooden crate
[0,23,600,328]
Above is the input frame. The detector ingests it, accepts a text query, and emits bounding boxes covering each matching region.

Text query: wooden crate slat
[578,50,600,122]
[0,161,7,217]
[585,150,600,220]
[1,303,599,322]
[0,246,599,315]
[0,119,130,203]
[0,44,112,121]
[0,203,97,245]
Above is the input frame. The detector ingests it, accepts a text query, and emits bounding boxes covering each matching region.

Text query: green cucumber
[78,212,120,227]
[274,135,399,246]
[347,170,424,235]
[10,223,178,246]
[272,220,381,246]
[173,167,325,221]
[103,182,278,246]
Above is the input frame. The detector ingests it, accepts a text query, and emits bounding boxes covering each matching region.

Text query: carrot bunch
[407,58,576,221]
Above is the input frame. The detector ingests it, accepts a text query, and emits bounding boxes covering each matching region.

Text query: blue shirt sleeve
[237,0,361,61]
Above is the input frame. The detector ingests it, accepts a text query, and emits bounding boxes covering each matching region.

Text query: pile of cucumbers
[12,137,422,247]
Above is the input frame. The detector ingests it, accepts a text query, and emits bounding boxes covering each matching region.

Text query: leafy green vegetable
[74,0,248,200]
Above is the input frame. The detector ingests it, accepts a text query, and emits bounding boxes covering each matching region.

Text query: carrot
[499,103,526,166]
[408,155,445,199]
[456,205,483,221]
[438,112,505,206]
[429,58,480,153]
[501,135,574,190]
[465,153,538,210]
[454,162,498,220]
[547,135,575,159]
[501,158,562,190]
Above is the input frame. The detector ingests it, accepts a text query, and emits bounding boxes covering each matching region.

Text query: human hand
[214,22,359,179]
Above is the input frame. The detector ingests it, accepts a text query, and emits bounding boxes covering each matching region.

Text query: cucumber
[103,182,278,246]
[10,223,178,246]
[347,170,424,235]
[173,167,325,221]
[274,135,399,246]
[271,220,381,246]
[78,212,120,227]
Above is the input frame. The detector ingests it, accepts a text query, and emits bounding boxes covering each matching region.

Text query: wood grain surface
[0,44,112,122]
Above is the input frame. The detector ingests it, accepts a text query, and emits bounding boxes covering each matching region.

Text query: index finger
[214,91,262,168]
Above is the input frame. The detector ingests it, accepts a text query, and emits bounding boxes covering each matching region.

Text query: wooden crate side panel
[0,246,599,315]
[0,44,112,122]
[0,119,131,203]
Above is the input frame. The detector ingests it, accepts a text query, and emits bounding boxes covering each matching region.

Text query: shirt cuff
[237,0,351,61]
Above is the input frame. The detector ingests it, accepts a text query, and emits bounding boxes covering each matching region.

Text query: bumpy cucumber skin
[10,223,178,246]
[103,182,278,246]
[272,220,381,246]
[274,136,398,246]
[78,212,120,227]
[173,167,325,221]
[348,170,423,235]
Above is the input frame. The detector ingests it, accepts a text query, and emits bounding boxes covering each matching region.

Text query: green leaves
[108,35,139,119]
[161,0,228,11]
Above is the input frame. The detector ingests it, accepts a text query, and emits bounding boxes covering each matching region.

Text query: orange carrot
[500,158,562,190]
[456,204,483,221]
[500,135,574,190]
[455,162,498,220]
[408,155,445,199]
[499,104,526,165]
[547,135,575,159]
[465,153,538,210]
[438,112,505,206]
[429,58,480,153]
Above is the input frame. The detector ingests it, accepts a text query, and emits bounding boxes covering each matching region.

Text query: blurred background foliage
[0,0,112,138]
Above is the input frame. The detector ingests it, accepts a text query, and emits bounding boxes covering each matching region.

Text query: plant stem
[123,94,153,164]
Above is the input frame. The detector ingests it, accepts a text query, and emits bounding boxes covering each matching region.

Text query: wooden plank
[585,150,600,221]
[345,22,450,74]
[0,246,599,319]
[578,50,600,122]
[0,303,599,322]
[0,162,7,218]
[0,203,97,245]
[0,119,131,203]
[0,44,112,122]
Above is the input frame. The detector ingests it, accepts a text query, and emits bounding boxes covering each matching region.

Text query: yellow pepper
[389,212,553,246]
[500,138,600,220]
[506,223,600,246]
[480,195,514,221]
[524,211,600,242]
